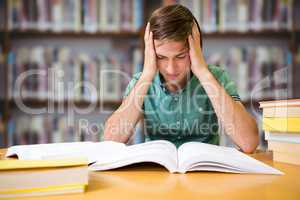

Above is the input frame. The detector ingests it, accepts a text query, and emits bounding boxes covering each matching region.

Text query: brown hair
[149,4,203,48]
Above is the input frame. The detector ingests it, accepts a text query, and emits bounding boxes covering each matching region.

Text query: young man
[104,5,259,153]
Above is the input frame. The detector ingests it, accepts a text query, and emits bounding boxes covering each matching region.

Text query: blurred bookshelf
[4,30,142,38]
[0,0,299,148]
[7,98,123,109]
[1,30,296,38]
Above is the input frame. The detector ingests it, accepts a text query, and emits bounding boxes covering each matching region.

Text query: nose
[166,59,176,75]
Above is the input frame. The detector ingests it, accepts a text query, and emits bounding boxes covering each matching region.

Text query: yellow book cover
[0,184,87,198]
[262,117,300,132]
[0,158,88,170]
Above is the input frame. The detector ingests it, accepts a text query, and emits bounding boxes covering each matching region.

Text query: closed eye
[176,53,187,59]
[176,55,186,59]
[157,56,166,60]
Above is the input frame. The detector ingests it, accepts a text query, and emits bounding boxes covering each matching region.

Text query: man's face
[154,39,191,88]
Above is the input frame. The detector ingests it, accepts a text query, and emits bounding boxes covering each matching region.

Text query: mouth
[166,74,180,80]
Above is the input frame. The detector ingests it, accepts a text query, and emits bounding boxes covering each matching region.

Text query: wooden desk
[1,149,300,200]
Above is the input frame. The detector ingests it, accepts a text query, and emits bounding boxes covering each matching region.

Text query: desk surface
[1,149,300,200]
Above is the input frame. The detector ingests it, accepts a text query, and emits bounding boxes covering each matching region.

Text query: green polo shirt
[124,64,240,148]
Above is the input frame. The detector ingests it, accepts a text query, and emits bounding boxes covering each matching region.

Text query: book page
[6,142,91,160]
[177,142,283,174]
[128,140,178,172]
[5,141,126,164]
[90,140,178,173]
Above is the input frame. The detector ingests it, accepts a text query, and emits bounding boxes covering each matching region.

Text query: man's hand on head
[188,22,208,76]
[142,22,158,78]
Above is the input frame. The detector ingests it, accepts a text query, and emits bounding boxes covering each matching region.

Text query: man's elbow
[240,141,258,154]
[240,129,259,154]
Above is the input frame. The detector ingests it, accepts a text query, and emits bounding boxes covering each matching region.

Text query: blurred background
[0,0,299,149]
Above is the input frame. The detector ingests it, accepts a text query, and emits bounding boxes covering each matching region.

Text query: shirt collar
[156,71,196,95]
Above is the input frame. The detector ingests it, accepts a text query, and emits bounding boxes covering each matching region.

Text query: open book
[6,140,283,175]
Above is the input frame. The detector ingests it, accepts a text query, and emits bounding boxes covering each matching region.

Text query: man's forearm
[194,67,259,153]
[118,72,154,123]
[104,72,154,142]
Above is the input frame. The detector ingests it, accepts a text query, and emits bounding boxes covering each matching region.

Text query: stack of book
[0,158,88,198]
[260,99,300,165]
